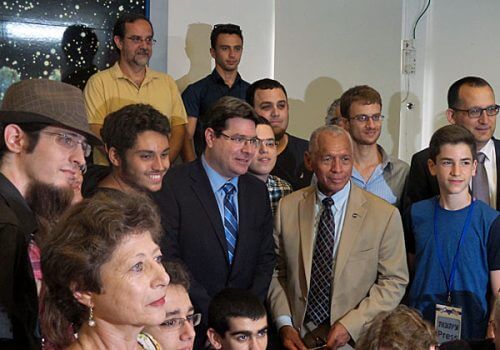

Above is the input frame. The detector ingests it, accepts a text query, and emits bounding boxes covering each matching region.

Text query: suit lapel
[299,187,316,290]
[334,185,367,280]
[494,139,500,209]
[189,161,227,254]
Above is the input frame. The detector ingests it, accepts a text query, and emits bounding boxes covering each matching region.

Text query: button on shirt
[275,181,351,331]
[201,155,239,222]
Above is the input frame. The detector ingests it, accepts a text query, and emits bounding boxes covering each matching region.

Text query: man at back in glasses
[84,13,187,165]
[404,76,499,210]
[181,23,250,160]
[341,85,409,211]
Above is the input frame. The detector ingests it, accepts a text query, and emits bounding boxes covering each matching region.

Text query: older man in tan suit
[268,126,408,350]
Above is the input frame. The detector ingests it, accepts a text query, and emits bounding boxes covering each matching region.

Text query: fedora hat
[0,79,101,145]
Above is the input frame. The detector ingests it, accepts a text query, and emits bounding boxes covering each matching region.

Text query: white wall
[150,0,500,161]
[154,0,274,93]
[274,0,403,156]
[401,0,500,160]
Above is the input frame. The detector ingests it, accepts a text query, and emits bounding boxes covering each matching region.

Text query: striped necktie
[305,197,335,326]
[222,183,238,264]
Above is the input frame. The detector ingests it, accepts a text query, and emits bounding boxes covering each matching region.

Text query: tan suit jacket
[268,183,409,342]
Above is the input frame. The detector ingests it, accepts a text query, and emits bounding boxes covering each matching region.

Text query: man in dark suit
[405,76,500,210]
[153,96,275,346]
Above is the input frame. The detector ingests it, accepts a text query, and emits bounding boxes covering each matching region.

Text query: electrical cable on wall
[413,0,431,39]
[401,0,431,104]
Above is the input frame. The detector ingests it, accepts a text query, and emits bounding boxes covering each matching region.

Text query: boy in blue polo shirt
[406,125,499,340]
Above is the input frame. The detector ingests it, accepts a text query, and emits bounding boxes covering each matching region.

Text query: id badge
[435,304,462,344]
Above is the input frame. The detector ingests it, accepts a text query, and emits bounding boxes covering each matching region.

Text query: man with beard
[0,79,99,349]
[154,96,275,349]
[84,13,187,164]
[340,85,409,210]
[83,103,170,195]
[246,79,313,190]
[181,23,249,160]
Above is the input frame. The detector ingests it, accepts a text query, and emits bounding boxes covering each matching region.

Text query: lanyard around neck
[433,199,476,305]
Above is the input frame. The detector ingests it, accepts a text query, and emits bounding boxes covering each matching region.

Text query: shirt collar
[110,62,160,83]
[201,155,239,193]
[210,68,242,85]
[377,144,392,170]
[316,181,351,211]
[479,138,494,161]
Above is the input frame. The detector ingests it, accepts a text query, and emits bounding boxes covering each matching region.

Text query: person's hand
[280,325,308,350]
[326,322,351,350]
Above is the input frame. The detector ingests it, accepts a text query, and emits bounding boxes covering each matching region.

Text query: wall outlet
[402,39,416,74]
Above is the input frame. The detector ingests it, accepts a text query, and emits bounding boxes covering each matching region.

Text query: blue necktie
[222,183,238,264]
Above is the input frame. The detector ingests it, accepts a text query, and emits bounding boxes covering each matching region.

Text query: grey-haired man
[0,79,99,349]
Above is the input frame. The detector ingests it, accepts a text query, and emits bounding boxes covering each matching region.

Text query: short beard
[25,181,74,245]
[274,129,286,141]
[118,157,149,194]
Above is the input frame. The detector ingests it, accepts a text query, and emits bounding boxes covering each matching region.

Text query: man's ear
[113,35,123,51]
[427,158,437,177]
[446,108,457,124]
[3,124,28,154]
[207,327,224,350]
[108,147,122,167]
[210,47,216,60]
[205,128,217,149]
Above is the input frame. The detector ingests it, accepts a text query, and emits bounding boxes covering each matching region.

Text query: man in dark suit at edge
[405,76,500,210]
[153,96,275,347]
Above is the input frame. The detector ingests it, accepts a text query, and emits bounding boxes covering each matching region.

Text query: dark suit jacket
[153,159,275,318]
[403,138,500,210]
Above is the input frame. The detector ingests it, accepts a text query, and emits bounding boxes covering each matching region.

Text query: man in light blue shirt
[340,85,409,210]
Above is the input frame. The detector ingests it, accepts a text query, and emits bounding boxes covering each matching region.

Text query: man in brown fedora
[0,79,99,349]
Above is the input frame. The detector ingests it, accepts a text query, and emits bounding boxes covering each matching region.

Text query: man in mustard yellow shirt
[84,13,187,164]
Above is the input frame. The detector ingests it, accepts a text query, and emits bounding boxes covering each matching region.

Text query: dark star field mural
[0,0,147,100]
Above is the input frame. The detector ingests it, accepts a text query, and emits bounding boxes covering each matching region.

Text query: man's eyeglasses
[160,313,202,330]
[125,36,157,46]
[257,138,278,148]
[219,132,258,147]
[40,131,91,158]
[350,115,384,123]
[452,104,500,119]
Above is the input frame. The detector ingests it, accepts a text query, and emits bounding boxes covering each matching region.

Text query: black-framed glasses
[452,104,500,118]
[350,114,384,123]
[125,36,157,46]
[160,313,202,330]
[219,132,258,147]
[257,138,278,148]
[40,131,91,158]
